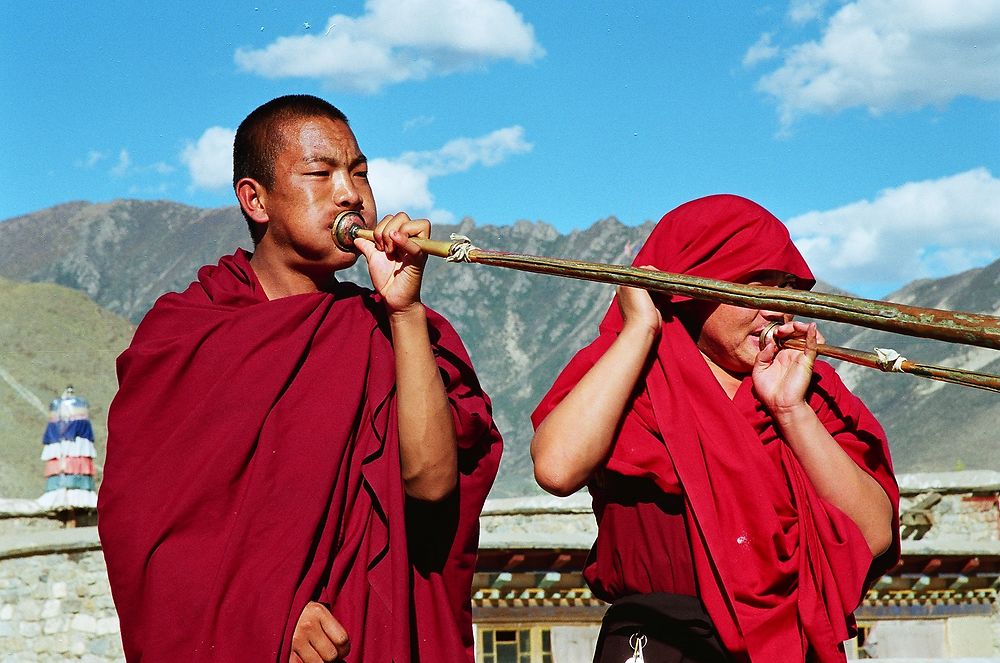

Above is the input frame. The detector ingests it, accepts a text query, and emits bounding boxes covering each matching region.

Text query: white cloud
[370,125,532,220]
[111,149,132,177]
[150,162,175,175]
[398,126,532,176]
[756,0,1000,127]
[786,168,1000,294]
[181,127,236,190]
[788,0,829,24]
[234,0,544,93]
[368,158,434,212]
[743,33,779,67]
[81,150,105,168]
[403,115,436,132]
[105,148,175,179]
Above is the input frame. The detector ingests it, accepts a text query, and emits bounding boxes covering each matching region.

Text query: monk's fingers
[755,339,778,366]
[352,235,377,261]
[291,603,347,662]
[771,320,822,346]
[308,635,340,662]
[398,216,430,239]
[305,604,349,660]
[387,219,431,257]
[319,615,350,659]
[619,267,659,298]
[814,324,826,346]
[290,628,321,663]
[372,212,413,252]
[615,283,650,307]
[771,320,801,339]
[616,285,660,332]
[291,632,339,663]
[787,323,819,366]
[373,213,429,257]
[805,322,818,350]
[290,643,324,663]
[787,320,824,339]
[380,211,414,236]
[371,214,400,253]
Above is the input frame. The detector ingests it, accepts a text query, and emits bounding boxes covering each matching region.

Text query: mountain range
[0,200,997,498]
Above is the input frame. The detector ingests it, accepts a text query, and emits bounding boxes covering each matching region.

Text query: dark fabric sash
[593,593,733,663]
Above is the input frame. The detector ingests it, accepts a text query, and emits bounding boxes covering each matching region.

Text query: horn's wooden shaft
[464,249,1000,351]
[333,212,1000,351]
[772,337,1000,393]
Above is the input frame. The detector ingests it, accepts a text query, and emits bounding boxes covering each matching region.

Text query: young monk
[98,95,502,662]
[531,194,899,662]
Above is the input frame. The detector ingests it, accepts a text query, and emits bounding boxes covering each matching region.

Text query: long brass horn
[333,211,1000,390]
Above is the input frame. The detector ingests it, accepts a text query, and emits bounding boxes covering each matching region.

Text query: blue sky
[2,0,998,297]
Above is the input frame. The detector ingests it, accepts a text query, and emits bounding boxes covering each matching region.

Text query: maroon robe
[533,195,900,662]
[98,250,502,662]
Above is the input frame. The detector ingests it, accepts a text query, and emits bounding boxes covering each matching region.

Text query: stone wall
[900,491,999,541]
[1,473,999,661]
[0,500,123,662]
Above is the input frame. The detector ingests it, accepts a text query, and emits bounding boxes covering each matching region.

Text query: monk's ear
[235,177,269,224]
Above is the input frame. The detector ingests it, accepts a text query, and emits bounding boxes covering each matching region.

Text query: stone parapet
[0,471,997,660]
[0,530,122,662]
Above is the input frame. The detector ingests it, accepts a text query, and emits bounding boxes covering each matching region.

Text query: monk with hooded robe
[531,194,899,662]
[98,94,502,663]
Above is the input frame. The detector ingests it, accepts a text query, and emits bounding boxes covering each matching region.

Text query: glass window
[478,627,553,663]
[496,630,517,663]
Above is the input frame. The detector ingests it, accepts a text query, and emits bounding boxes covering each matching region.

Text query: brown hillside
[0,277,133,497]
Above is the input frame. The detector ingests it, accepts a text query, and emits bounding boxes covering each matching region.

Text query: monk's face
[257,115,377,272]
[695,271,794,374]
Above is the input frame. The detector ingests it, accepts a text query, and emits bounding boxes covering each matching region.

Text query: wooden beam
[922,558,942,574]
[551,553,572,570]
[539,572,561,589]
[503,554,526,571]
[950,575,969,590]
[491,572,512,589]
[961,558,981,575]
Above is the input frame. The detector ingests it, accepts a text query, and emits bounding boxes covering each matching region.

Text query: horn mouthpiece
[332,210,365,252]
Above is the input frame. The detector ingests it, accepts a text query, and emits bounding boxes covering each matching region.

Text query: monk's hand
[752,321,823,415]
[290,601,350,663]
[355,212,429,314]
[616,266,661,338]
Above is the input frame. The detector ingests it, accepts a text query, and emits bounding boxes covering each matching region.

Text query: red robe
[533,195,900,662]
[99,250,502,662]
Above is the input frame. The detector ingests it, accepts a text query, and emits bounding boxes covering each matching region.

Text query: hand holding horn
[333,210,460,259]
